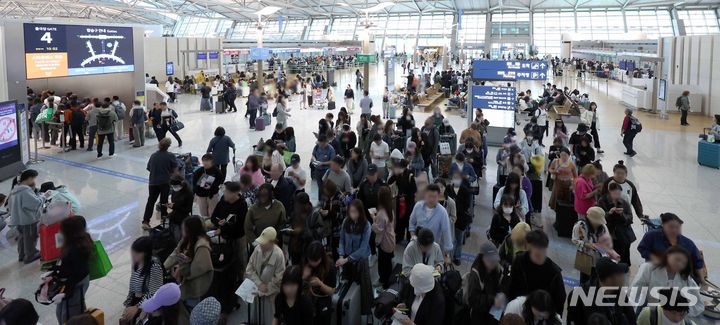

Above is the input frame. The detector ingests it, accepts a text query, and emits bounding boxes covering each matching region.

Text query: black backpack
[675,96,682,108]
[629,116,642,133]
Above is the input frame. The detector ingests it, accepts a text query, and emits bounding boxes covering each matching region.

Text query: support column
[670,8,686,36]
[256,25,264,91]
[362,27,370,93]
[484,13,492,58]
[450,13,458,62]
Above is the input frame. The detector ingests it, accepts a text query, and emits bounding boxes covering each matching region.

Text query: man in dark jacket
[420,117,440,177]
[566,257,636,325]
[168,176,193,240]
[143,138,178,230]
[356,164,385,211]
[68,102,85,150]
[269,163,296,215]
[507,230,567,316]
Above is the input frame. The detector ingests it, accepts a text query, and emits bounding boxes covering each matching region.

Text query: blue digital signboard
[471,60,548,81]
[472,85,517,111]
[209,52,219,59]
[250,48,272,61]
[197,52,207,60]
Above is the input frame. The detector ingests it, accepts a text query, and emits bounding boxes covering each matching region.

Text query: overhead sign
[472,85,516,111]
[356,54,376,64]
[24,23,135,79]
[197,52,207,60]
[471,60,548,81]
[250,47,272,60]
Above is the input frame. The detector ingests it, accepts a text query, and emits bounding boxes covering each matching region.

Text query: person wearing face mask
[493,173,529,217]
[167,176,193,241]
[446,170,472,266]
[462,140,484,177]
[387,159,417,243]
[192,154,223,219]
[244,184,287,246]
[420,117,440,177]
[489,195,522,246]
[507,231,566,316]
[8,169,43,264]
[467,242,509,324]
[393,263,446,325]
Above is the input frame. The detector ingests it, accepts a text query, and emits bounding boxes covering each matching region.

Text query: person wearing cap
[572,206,610,282]
[370,133,390,180]
[637,213,705,281]
[285,153,307,189]
[311,134,336,199]
[357,163,385,212]
[467,241,508,323]
[637,289,698,325]
[438,118,455,136]
[388,159,417,243]
[394,263,446,325]
[346,148,368,189]
[409,184,454,257]
[189,297,221,325]
[631,246,704,318]
[206,126,236,182]
[244,184,287,245]
[566,257,635,324]
[321,156,352,194]
[8,169,43,264]
[136,283,181,324]
[246,226,286,324]
[508,230,566,316]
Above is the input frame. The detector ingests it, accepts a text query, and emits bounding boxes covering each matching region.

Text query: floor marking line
[39,154,148,184]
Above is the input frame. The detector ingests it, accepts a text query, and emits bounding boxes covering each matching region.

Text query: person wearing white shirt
[534,101,549,146]
[359,90,373,116]
[369,133,390,180]
[284,154,307,189]
[165,78,176,103]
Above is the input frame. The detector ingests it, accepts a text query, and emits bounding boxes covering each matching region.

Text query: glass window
[329,17,357,41]
[282,19,309,40]
[532,11,574,57]
[307,19,330,40]
[458,14,486,46]
[677,10,720,36]
[173,17,232,38]
[624,9,674,38]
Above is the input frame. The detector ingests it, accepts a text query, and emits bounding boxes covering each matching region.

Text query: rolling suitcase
[262,113,271,126]
[328,101,336,110]
[85,308,105,325]
[530,179,543,213]
[215,100,225,114]
[333,280,363,325]
[697,140,720,169]
[39,223,62,262]
[255,117,265,131]
[554,201,577,238]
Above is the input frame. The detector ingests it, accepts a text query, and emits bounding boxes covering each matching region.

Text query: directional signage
[472,85,516,111]
[356,54,376,64]
[249,47,272,61]
[471,60,548,81]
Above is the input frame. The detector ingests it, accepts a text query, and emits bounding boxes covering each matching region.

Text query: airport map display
[24,23,134,79]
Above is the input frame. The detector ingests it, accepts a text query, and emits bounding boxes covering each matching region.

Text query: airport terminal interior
[1,1,720,324]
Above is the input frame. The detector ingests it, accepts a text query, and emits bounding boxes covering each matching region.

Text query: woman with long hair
[548,147,577,211]
[288,192,315,265]
[303,241,337,325]
[240,155,265,187]
[164,216,213,310]
[493,172,529,217]
[371,186,396,288]
[336,200,371,279]
[489,195,523,245]
[273,266,314,325]
[121,236,165,324]
[54,216,93,323]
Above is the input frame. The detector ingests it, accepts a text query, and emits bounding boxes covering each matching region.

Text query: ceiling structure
[1,0,718,29]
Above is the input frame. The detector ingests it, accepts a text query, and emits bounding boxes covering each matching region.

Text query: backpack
[113,102,126,120]
[39,195,73,225]
[675,96,682,108]
[629,116,642,133]
[460,267,481,306]
[97,110,114,132]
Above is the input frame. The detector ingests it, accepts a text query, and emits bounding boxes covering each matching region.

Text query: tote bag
[88,241,113,280]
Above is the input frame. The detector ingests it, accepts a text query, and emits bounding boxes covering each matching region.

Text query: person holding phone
[393,263,445,325]
[596,182,635,265]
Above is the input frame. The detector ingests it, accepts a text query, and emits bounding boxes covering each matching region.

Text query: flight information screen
[24,23,134,79]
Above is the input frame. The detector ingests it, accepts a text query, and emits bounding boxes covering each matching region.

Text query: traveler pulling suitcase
[215,100,226,114]
[255,116,266,131]
[554,200,577,238]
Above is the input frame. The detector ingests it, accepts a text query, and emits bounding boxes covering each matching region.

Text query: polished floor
[1,62,718,324]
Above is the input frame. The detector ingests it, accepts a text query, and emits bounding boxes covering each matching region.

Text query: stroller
[312,88,327,110]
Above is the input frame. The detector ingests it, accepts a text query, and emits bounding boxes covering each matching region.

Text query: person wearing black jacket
[69,102,85,150]
[574,137,595,169]
[566,257,636,325]
[462,141,484,178]
[356,165,385,212]
[269,163,296,216]
[193,154,223,218]
[54,216,92,324]
[446,170,472,265]
[507,230,567,316]
[143,138,178,230]
[397,107,415,137]
[488,195,522,246]
[596,182,635,265]
[468,242,508,324]
[387,159,417,243]
[168,176,193,241]
[209,181,248,316]
[396,263,445,325]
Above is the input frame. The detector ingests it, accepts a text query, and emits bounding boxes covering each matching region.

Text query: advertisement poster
[0,101,22,168]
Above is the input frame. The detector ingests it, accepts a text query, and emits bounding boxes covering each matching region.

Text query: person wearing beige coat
[245,227,287,325]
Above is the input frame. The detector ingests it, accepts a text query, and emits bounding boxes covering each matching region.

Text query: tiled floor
[1,62,718,324]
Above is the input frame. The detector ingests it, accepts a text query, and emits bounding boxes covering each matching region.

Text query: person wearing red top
[574,164,599,219]
[620,109,637,157]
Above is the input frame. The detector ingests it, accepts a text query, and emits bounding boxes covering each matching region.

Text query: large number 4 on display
[40,32,53,44]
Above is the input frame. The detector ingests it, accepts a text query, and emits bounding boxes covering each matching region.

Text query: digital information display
[472,85,517,128]
[472,60,548,81]
[24,23,134,79]
[0,101,21,167]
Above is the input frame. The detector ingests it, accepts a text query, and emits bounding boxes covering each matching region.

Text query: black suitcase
[328,101,336,110]
[554,201,577,238]
[531,179,543,213]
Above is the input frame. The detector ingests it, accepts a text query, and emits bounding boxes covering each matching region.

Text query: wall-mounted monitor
[166,62,174,76]
[24,23,135,79]
[658,79,667,101]
[197,53,207,60]
[0,101,21,168]
[209,52,219,59]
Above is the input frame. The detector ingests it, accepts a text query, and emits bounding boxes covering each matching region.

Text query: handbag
[574,249,594,276]
[88,240,113,280]
[170,121,184,132]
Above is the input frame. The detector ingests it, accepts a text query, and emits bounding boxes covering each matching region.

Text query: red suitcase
[39,223,62,262]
